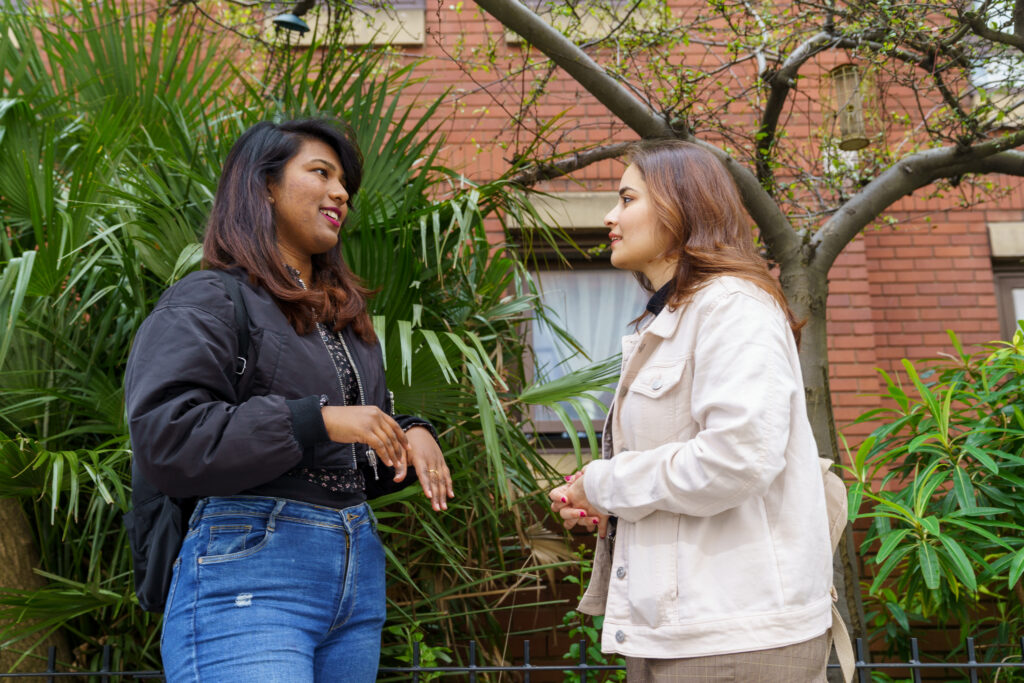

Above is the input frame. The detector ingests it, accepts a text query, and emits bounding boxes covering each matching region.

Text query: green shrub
[845,325,1024,668]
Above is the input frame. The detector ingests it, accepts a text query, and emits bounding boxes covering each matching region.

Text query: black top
[646,282,672,317]
[125,268,435,509]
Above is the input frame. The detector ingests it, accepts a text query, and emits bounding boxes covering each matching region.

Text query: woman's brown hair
[628,139,804,344]
[203,119,375,342]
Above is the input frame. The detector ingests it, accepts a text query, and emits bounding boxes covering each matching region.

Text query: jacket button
[616,566,626,579]
[615,630,626,643]
[651,378,663,390]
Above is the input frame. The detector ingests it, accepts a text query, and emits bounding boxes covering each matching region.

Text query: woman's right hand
[321,406,410,477]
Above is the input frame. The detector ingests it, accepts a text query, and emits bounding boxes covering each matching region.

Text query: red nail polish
[564,475,572,482]
[592,518,600,525]
[561,496,567,503]
[579,510,586,518]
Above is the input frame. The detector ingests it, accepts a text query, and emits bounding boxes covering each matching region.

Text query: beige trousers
[623,632,829,683]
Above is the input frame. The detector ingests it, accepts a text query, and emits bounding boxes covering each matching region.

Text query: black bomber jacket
[124,268,429,501]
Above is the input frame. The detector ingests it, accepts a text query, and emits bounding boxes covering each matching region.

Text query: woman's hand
[404,427,453,512]
[321,406,410,478]
[549,470,609,537]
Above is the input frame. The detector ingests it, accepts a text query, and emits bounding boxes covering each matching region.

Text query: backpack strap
[213,269,250,378]
[820,458,855,683]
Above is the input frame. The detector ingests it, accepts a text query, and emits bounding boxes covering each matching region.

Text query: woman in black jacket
[124,119,452,682]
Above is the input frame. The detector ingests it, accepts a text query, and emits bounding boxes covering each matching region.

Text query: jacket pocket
[620,358,691,449]
[627,359,686,399]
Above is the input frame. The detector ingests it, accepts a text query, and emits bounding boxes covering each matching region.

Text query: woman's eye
[314,168,328,178]
[622,196,632,204]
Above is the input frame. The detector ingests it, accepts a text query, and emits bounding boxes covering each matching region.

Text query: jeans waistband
[189,495,375,531]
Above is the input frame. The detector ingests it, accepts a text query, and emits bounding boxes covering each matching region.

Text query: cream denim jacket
[579,276,833,659]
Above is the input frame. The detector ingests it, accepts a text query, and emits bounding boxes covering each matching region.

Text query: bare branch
[758,31,833,190]
[509,142,634,186]
[812,133,1024,268]
[473,0,674,139]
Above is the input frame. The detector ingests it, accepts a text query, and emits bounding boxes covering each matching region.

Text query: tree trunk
[781,263,867,673]
[0,497,70,677]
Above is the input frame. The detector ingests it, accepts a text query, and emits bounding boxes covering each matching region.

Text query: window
[988,222,1024,338]
[504,0,663,45]
[521,192,648,452]
[266,0,425,47]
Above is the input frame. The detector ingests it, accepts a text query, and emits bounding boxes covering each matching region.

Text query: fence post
[855,638,870,683]
[966,637,979,683]
[910,638,922,683]
[46,645,56,683]
[579,639,588,683]
[411,640,420,683]
[468,640,477,683]
[100,644,111,683]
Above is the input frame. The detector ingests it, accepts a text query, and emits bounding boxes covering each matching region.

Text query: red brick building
[323,2,1022,446]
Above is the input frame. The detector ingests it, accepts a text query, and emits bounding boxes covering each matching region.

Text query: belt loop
[188,498,208,528]
[364,502,378,531]
[266,499,287,533]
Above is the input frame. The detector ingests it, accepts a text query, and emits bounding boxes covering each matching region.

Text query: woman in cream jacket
[550,140,833,682]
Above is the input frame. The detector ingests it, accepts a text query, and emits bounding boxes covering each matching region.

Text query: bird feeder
[831,64,869,151]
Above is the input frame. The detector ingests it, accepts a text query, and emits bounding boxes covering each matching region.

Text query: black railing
[2,637,1024,681]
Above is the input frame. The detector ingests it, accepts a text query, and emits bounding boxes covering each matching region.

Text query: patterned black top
[285,268,365,496]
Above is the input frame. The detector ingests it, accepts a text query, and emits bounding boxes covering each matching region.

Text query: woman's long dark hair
[203,119,375,342]
[628,140,804,344]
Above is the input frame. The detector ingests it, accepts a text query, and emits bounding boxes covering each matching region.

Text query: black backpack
[124,269,252,613]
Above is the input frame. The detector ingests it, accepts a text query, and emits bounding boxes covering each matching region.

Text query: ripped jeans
[160,497,386,682]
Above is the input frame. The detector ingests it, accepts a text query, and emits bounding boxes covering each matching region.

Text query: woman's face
[268,138,350,269]
[605,164,675,288]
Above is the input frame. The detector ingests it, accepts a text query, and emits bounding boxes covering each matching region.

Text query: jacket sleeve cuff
[582,460,613,517]
[286,395,330,456]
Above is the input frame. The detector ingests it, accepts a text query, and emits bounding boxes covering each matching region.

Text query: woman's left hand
[550,470,609,537]
[403,427,454,512]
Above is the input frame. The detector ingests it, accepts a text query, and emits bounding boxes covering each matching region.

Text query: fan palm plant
[0,0,615,673]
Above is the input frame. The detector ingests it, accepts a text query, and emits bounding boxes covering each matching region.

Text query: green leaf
[918,544,941,590]
[951,466,977,512]
[1008,548,1024,589]
[875,528,911,564]
[936,535,977,593]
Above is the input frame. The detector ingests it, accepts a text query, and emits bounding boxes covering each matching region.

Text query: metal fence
[2,637,1024,681]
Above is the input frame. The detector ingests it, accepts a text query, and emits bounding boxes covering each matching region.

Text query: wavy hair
[627,140,804,343]
[203,119,375,342]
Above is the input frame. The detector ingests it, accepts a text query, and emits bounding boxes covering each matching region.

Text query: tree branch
[473,0,674,139]
[509,142,634,186]
[963,10,1024,52]
[473,0,801,260]
[758,31,833,191]
[812,135,1024,268]
[691,140,803,264]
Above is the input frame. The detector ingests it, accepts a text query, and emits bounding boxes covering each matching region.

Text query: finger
[370,429,395,468]
[443,466,454,499]
[597,516,609,539]
[549,485,569,504]
[432,474,446,512]
[558,506,588,524]
[381,413,409,450]
[374,427,402,467]
[391,447,408,482]
[418,463,434,500]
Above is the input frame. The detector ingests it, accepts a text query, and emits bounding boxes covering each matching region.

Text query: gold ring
[427,469,438,473]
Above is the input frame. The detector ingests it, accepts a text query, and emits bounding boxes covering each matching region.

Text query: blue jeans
[161,497,386,682]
